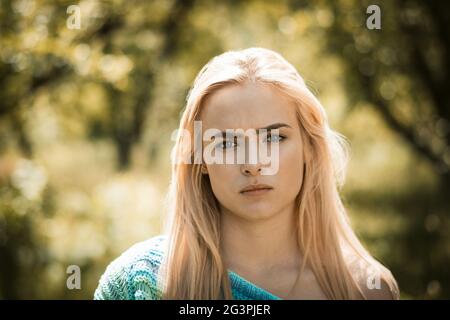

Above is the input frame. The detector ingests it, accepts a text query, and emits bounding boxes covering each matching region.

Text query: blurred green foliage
[0,0,449,299]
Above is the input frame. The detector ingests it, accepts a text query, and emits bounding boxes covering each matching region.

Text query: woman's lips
[240,188,273,196]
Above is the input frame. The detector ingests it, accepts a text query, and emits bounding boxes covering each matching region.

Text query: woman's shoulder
[94,234,168,300]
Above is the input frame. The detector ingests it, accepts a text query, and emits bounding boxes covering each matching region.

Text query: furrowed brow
[211,123,292,139]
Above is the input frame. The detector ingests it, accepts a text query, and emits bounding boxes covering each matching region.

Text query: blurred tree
[314,0,450,185]
[287,0,450,298]
[95,0,196,169]
[0,0,196,170]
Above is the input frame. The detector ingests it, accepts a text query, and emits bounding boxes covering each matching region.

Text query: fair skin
[199,81,393,300]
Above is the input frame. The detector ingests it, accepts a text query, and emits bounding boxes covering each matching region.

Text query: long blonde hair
[159,47,399,299]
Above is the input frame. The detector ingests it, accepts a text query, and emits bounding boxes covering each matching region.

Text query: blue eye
[265,133,285,143]
[217,140,237,149]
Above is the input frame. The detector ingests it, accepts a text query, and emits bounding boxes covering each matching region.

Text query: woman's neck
[219,202,302,277]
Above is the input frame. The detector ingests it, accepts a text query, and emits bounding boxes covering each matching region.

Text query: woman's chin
[238,205,277,220]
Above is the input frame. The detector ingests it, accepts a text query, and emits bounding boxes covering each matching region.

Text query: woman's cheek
[209,165,235,194]
[279,142,304,183]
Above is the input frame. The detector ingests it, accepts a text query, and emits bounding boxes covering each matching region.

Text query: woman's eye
[265,133,285,143]
[217,140,237,149]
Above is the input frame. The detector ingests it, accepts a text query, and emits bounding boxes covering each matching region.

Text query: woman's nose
[241,164,263,176]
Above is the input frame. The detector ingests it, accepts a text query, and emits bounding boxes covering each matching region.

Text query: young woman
[94,47,400,300]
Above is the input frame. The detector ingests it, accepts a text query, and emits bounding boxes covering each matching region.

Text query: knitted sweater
[94,235,282,300]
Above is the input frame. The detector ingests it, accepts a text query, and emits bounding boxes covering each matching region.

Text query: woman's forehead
[200,82,297,130]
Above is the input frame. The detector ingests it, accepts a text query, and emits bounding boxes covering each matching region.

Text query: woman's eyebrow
[211,123,292,139]
[256,122,292,132]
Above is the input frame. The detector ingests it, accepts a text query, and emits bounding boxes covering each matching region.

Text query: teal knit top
[94,235,282,300]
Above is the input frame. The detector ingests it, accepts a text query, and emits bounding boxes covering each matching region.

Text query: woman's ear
[201,164,208,175]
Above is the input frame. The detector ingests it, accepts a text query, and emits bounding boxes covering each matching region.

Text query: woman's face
[199,82,305,221]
